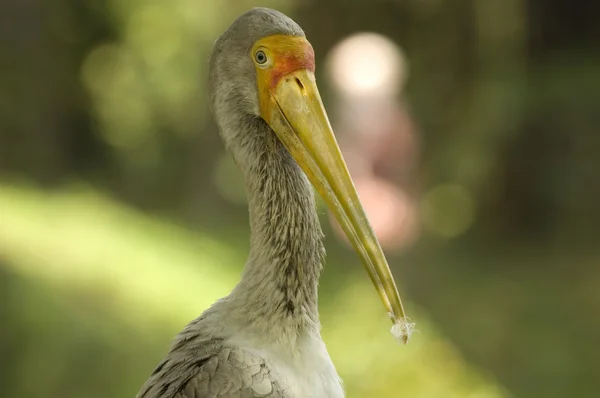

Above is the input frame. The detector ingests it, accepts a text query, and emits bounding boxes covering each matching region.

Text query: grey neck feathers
[223,116,325,337]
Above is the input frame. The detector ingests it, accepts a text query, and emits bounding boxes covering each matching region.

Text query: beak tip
[391,317,415,345]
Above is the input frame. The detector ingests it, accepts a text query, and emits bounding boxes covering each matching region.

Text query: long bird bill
[253,35,413,343]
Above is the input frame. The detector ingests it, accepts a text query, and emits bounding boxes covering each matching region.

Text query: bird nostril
[294,77,305,93]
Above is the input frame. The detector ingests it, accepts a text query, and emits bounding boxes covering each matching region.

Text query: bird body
[139,125,343,396]
[138,8,412,398]
[138,309,343,398]
[138,313,343,398]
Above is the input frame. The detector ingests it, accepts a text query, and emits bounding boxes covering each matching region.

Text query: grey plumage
[137,8,343,398]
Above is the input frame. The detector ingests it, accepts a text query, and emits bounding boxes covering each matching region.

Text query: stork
[138,8,413,398]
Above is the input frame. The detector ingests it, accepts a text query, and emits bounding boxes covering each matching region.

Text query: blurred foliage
[1,0,599,397]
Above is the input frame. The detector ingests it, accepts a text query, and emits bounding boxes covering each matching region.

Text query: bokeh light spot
[80,44,122,96]
[421,184,476,238]
[127,5,183,69]
[81,44,153,149]
[326,33,407,98]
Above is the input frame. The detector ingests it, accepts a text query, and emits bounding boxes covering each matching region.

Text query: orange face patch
[269,41,315,89]
[251,35,315,90]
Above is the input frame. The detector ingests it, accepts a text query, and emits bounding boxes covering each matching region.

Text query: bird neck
[226,123,325,338]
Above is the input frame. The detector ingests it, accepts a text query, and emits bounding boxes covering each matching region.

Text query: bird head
[209,8,413,343]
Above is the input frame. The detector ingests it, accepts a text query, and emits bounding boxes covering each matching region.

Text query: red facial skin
[269,41,315,90]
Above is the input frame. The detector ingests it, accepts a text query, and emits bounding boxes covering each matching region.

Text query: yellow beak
[263,69,413,343]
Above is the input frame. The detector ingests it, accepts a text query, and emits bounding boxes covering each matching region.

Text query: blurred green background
[1,0,599,397]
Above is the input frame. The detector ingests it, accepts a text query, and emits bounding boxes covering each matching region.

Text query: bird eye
[255,50,268,65]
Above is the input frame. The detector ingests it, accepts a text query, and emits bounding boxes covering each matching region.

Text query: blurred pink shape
[330,177,419,252]
[325,33,421,253]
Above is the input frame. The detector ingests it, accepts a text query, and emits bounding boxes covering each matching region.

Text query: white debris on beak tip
[390,316,415,345]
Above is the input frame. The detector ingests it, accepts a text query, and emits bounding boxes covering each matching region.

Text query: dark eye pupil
[256,51,266,64]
